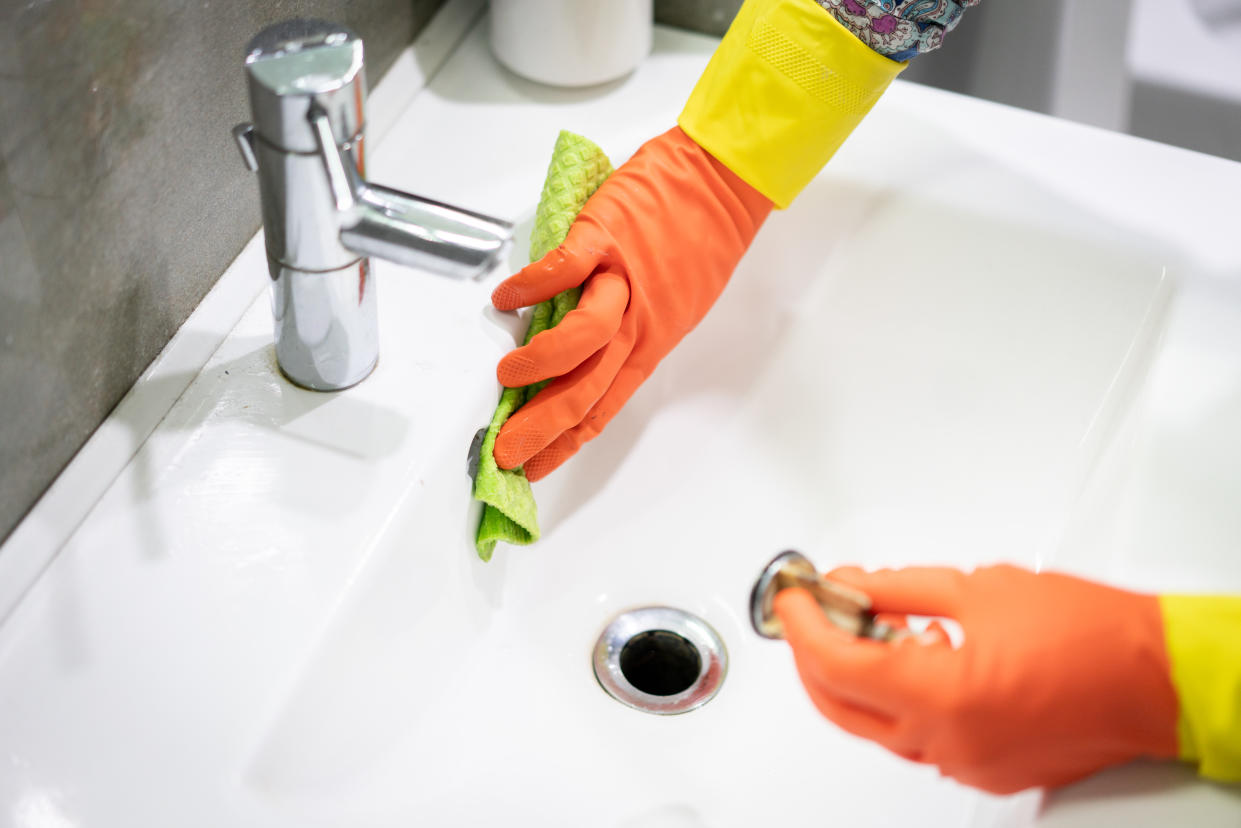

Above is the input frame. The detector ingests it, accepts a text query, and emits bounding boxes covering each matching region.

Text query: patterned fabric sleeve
[815,0,980,61]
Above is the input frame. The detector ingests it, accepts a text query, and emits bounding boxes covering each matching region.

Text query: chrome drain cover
[593,606,727,715]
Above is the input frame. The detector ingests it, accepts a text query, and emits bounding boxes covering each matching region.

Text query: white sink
[3,3,1241,826]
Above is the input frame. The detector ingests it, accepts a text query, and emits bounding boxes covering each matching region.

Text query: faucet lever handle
[308,104,357,212]
[232,123,259,172]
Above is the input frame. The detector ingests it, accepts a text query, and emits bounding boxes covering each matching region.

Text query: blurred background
[660,0,1241,163]
[1,0,1238,545]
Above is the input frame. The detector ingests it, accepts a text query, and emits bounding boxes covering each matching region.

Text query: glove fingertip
[824,565,870,589]
[493,423,542,470]
[492,441,524,471]
[773,588,845,641]
[772,586,815,618]
[491,280,527,311]
[497,351,543,387]
[523,445,571,481]
[494,241,597,311]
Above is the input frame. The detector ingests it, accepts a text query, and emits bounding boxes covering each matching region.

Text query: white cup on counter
[489,0,654,87]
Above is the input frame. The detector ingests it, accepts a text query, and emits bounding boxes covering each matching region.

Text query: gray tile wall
[0,0,446,544]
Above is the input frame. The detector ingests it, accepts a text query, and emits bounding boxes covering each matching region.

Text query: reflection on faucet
[234,19,513,391]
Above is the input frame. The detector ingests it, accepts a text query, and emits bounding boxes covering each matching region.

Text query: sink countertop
[2,2,1241,826]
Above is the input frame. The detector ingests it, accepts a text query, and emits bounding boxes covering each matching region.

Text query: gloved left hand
[773,564,1180,793]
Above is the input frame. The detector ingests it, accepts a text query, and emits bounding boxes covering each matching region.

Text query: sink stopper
[749,550,905,642]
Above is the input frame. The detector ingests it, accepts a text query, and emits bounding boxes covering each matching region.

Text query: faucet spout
[235,19,514,391]
[309,103,512,279]
[343,186,513,279]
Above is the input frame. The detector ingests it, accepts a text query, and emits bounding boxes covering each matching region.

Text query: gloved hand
[490,126,772,480]
[773,564,1180,794]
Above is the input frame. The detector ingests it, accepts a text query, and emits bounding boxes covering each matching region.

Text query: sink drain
[593,607,727,715]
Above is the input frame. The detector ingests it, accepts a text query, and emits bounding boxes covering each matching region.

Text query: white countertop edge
[0,0,488,625]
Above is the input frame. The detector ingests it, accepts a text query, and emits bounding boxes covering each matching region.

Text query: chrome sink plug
[750,550,905,642]
[234,19,513,390]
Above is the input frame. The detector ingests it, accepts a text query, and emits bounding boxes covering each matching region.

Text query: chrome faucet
[233,19,513,390]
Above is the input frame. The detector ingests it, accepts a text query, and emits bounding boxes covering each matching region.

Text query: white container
[489,0,653,87]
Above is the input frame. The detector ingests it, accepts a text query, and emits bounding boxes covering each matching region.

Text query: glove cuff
[678,0,905,209]
[1160,594,1241,782]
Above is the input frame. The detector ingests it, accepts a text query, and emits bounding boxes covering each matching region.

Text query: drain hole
[594,606,727,714]
[619,630,702,696]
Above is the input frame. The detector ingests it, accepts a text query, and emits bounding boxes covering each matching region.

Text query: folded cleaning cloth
[472,131,613,561]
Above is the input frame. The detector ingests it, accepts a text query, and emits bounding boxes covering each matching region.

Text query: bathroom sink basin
[3,3,1241,826]
[240,15,1228,828]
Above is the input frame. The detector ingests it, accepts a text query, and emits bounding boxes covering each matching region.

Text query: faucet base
[269,256,379,391]
[239,19,514,393]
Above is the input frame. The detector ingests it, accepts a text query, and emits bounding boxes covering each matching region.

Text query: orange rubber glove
[490,126,772,480]
[774,565,1180,794]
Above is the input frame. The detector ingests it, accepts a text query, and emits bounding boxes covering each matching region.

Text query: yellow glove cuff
[678,0,905,208]
[1160,594,1241,782]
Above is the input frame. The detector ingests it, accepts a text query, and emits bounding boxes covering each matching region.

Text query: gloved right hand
[490,126,772,481]
[774,564,1181,794]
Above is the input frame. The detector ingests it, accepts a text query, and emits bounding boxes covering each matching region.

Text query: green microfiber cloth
[472,131,614,561]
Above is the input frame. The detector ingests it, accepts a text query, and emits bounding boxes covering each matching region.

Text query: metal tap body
[235,20,512,390]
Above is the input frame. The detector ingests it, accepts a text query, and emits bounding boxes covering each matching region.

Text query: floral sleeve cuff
[814,0,979,61]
